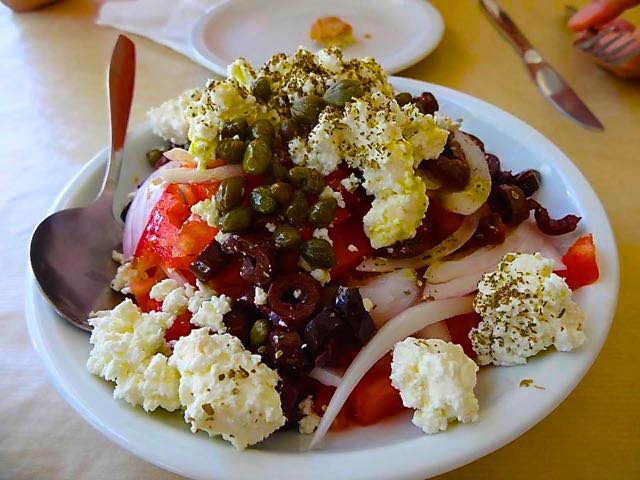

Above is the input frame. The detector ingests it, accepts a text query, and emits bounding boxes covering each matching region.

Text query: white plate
[190,0,444,76]
[26,78,619,480]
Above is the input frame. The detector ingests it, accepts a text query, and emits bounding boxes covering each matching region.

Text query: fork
[566,5,640,65]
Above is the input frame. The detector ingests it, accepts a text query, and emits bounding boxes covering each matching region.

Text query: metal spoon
[30,35,136,331]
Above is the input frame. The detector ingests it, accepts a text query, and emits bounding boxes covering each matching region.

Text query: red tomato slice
[446,312,482,359]
[556,234,599,290]
[169,219,218,270]
[329,222,374,280]
[314,385,351,431]
[164,312,194,342]
[348,354,405,426]
[207,256,251,299]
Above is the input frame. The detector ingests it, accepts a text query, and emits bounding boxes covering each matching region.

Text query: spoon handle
[98,35,136,210]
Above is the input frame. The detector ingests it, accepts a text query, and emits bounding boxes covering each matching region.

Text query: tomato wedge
[446,312,482,359]
[557,234,599,290]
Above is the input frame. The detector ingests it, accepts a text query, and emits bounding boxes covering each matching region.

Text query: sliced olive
[272,225,302,250]
[251,119,275,146]
[289,166,325,194]
[250,186,278,214]
[221,207,253,233]
[301,239,336,269]
[221,119,250,140]
[270,181,293,204]
[252,77,271,102]
[394,92,412,107]
[250,319,270,347]
[308,197,337,227]
[280,119,303,142]
[284,191,309,226]
[291,95,325,125]
[217,138,245,165]
[146,149,164,167]
[215,176,246,212]
[323,79,364,107]
[243,139,272,175]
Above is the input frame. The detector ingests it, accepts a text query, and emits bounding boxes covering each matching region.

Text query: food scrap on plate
[87,46,600,450]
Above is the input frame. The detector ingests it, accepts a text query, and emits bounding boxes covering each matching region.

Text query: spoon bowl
[29,35,136,330]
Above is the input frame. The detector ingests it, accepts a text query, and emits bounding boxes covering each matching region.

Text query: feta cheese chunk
[310,268,331,286]
[471,253,586,366]
[150,278,193,316]
[188,280,216,314]
[298,396,321,434]
[391,338,479,435]
[169,329,286,450]
[147,89,198,146]
[254,286,268,306]
[110,261,139,295]
[190,294,232,333]
[191,198,220,227]
[87,299,180,412]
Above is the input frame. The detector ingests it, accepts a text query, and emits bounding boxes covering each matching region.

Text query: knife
[479,0,604,130]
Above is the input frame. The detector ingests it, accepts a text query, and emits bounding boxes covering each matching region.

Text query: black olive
[334,286,376,344]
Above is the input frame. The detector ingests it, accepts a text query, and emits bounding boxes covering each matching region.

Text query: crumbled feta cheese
[150,279,193,315]
[471,253,586,366]
[227,57,256,90]
[150,279,180,301]
[312,227,334,246]
[391,338,479,435]
[254,286,268,306]
[110,262,139,295]
[191,198,220,227]
[320,186,346,208]
[310,269,331,286]
[111,250,124,264]
[362,297,374,312]
[188,280,216,314]
[87,299,179,412]
[340,173,361,193]
[147,89,197,145]
[169,329,286,450]
[347,244,359,253]
[190,295,232,333]
[298,395,321,434]
[293,289,303,300]
[265,222,277,233]
[214,230,231,245]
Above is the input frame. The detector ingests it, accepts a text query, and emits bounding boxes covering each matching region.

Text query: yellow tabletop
[0,0,638,478]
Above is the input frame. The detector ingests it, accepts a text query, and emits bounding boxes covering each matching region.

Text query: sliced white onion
[309,367,343,388]
[423,273,481,300]
[416,320,452,342]
[162,147,197,166]
[438,131,491,215]
[357,269,420,328]
[309,296,474,449]
[159,164,244,184]
[425,221,564,284]
[357,210,480,273]
[122,165,175,260]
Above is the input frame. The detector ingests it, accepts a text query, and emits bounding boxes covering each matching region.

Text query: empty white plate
[191,0,445,76]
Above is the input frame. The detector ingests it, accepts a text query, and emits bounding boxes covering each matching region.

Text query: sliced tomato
[446,312,482,359]
[329,222,374,280]
[349,354,405,426]
[207,256,251,299]
[314,385,351,431]
[556,234,599,290]
[169,218,218,270]
[165,311,194,342]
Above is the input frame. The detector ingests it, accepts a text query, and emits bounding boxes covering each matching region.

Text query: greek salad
[88,47,600,450]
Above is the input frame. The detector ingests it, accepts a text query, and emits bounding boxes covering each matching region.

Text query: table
[1,0,638,478]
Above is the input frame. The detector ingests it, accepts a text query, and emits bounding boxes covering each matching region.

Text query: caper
[221,207,253,233]
[252,77,271,102]
[251,119,275,146]
[323,79,364,107]
[271,162,290,182]
[215,176,246,212]
[272,225,302,250]
[250,186,278,214]
[250,319,270,347]
[394,92,412,107]
[280,119,304,142]
[291,95,325,125]
[270,181,293,204]
[308,197,337,227]
[146,149,163,167]
[243,139,272,175]
[284,191,309,226]
[221,119,250,140]
[301,239,336,269]
[288,167,325,194]
[217,138,245,164]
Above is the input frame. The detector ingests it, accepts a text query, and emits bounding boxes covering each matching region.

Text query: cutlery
[30,35,136,331]
[480,0,604,130]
